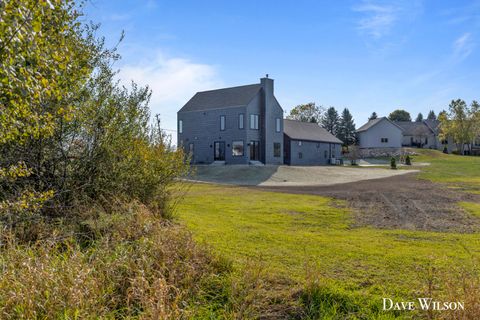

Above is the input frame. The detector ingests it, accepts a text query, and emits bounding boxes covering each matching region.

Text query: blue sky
[85,0,480,139]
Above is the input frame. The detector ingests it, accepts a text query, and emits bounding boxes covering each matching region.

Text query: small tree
[439,99,480,154]
[415,113,424,122]
[405,155,411,165]
[345,146,361,165]
[390,157,397,169]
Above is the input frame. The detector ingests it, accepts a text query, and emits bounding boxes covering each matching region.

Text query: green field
[411,149,480,194]
[176,150,480,318]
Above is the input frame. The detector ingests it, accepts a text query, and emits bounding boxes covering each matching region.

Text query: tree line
[288,102,480,154]
[287,103,356,145]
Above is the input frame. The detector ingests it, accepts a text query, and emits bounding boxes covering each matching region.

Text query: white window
[232,141,244,156]
[178,120,183,134]
[298,141,302,146]
[220,115,225,131]
[276,118,281,132]
[250,114,259,130]
[239,114,244,129]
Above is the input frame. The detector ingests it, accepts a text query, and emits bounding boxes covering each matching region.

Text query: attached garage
[283,119,343,165]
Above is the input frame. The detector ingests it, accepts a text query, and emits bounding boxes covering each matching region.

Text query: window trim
[220,115,226,131]
[232,140,244,157]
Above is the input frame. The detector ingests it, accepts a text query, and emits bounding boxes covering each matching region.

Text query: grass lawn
[175,150,480,317]
[410,149,480,194]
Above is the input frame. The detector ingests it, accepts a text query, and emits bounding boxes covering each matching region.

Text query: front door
[250,141,260,161]
[214,141,225,161]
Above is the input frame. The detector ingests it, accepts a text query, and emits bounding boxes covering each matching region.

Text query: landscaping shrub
[405,155,412,165]
[390,157,397,169]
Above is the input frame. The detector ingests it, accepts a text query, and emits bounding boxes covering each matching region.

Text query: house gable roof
[356,117,404,133]
[393,121,435,136]
[284,119,343,144]
[423,119,440,134]
[178,84,262,113]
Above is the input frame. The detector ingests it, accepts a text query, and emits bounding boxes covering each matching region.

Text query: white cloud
[353,2,398,39]
[453,32,474,61]
[118,53,223,140]
[353,0,423,41]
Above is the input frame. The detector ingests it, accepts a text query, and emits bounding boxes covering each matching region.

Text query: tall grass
[0,201,232,318]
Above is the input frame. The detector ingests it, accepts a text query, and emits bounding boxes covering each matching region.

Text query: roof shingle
[284,119,343,144]
[394,121,435,136]
[356,117,404,132]
[178,84,262,113]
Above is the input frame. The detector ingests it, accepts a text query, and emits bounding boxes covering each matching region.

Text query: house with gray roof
[177,76,343,165]
[177,76,284,165]
[394,120,440,149]
[356,117,458,152]
[283,119,342,165]
[356,117,403,148]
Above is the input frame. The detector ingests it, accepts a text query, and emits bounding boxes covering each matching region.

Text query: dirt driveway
[191,165,417,186]
[257,173,480,233]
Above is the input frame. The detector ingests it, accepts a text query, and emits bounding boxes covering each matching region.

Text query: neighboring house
[283,119,342,165]
[356,117,403,149]
[394,120,439,149]
[177,76,284,165]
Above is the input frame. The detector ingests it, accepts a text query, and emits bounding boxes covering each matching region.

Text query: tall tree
[338,108,356,145]
[439,99,480,154]
[415,113,424,122]
[368,112,378,120]
[287,102,324,123]
[389,109,411,121]
[427,110,437,120]
[322,107,340,136]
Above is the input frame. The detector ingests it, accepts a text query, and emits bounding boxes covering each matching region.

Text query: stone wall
[359,147,418,158]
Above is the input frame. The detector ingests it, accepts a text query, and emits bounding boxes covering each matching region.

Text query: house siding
[286,137,342,166]
[358,119,402,148]
[177,106,248,164]
[401,134,437,149]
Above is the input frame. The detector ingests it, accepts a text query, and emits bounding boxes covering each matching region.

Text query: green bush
[390,157,397,169]
[0,0,190,238]
[405,155,411,165]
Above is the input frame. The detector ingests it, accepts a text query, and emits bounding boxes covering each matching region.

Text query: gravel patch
[189,165,418,187]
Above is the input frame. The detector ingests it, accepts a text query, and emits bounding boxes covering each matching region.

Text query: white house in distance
[356,117,403,148]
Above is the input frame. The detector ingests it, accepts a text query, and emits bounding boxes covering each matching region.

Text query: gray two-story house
[177,76,284,165]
